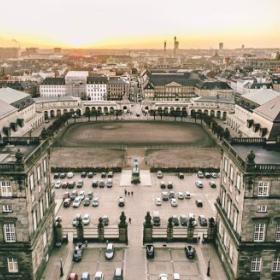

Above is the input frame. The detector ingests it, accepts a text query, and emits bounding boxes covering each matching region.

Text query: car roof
[82,272,89,276]
[115,267,122,275]
[95,271,103,276]
[107,243,113,249]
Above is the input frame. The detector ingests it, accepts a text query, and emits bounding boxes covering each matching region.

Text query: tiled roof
[87,76,108,84]
[0,99,17,119]
[41,77,65,85]
[242,89,280,106]
[254,95,280,122]
[0,87,30,105]
[197,81,232,90]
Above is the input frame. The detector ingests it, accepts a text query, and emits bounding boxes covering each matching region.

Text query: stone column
[118,212,128,244]
[167,217,173,242]
[98,217,105,242]
[207,217,217,242]
[187,218,195,241]
[76,217,84,243]
[143,212,153,244]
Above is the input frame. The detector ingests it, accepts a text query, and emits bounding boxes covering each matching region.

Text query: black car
[146,244,155,259]
[72,246,83,262]
[87,172,94,178]
[59,173,66,179]
[67,182,75,189]
[53,173,60,179]
[195,200,203,207]
[185,245,196,259]
[63,198,71,208]
[61,182,68,189]
[81,172,87,178]
[77,180,84,188]
[169,191,175,199]
[178,173,184,179]
[198,215,208,227]
[101,172,106,178]
[92,180,98,188]
[172,216,180,226]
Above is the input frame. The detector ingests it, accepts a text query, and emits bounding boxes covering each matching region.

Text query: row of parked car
[54,178,114,189]
[63,190,100,208]
[197,170,218,179]
[72,213,109,227]
[68,268,123,280]
[54,171,114,180]
[151,211,210,227]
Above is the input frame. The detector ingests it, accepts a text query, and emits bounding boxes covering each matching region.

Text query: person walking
[124,189,127,196]
[128,191,130,196]
[129,217,131,224]
[131,191,133,196]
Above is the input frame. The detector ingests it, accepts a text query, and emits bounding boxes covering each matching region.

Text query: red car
[67,273,78,280]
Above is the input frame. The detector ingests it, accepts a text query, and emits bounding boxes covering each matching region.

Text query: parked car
[211,172,218,178]
[198,215,208,226]
[92,197,99,207]
[204,172,211,178]
[72,214,81,226]
[101,172,106,178]
[180,215,188,226]
[188,213,197,226]
[169,191,175,199]
[195,181,203,188]
[81,172,87,178]
[160,181,166,189]
[184,192,191,199]
[170,198,178,207]
[167,181,173,189]
[161,192,169,201]
[67,273,78,280]
[146,244,155,259]
[54,180,62,189]
[157,170,163,179]
[105,243,115,260]
[73,245,83,261]
[113,268,123,280]
[70,190,78,201]
[118,197,125,207]
[73,197,82,208]
[82,214,90,225]
[178,173,184,179]
[108,171,114,178]
[177,192,184,200]
[87,172,94,178]
[209,181,216,188]
[94,271,104,280]
[159,273,168,280]
[152,211,161,226]
[83,197,91,206]
[67,172,74,179]
[197,171,204,178]
[67,181,75,189]
[63,192,70,200]
[101,215,109,226]
[173,273,180,280]
[106,178,113,188]
[63,198,71,208]
[172,215,180,226]
[78,191,85,200]
[99,180,105,188]
[92,180,98,188]
[53,173,59,179]
[61,182,68,189]
[195,199,203,207]
[185,245,196,259]
[81,272,90,280]
[155,197,162,206]
[87,192,93,200]
[77,180,84,188]
[59,173,66,179]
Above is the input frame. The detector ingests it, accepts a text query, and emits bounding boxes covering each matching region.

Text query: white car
[159,274,168,280]
[94,271,104,280]
[67,172,74,179]
[105,243,115,260]
[195,180,203,188]
[170,198,178,207]
[82,214,90,225]
[78,190,85,200]
[185,192,191,199]
[54,180,61,189]
[92,197,99,207]
[73,197,82,208]
[72,214,81,226]
[188,213,197,226]
[157,170,163,179]
[155,197,162,206]
[177,192,184,200]
[173,273,180,280]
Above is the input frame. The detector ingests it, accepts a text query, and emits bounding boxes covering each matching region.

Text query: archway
[50,110,55,118]
[216,111,221,119]
[222,112,227,120]
[210,110,215,117]
[44,111,49,119]
[57,109,61,117]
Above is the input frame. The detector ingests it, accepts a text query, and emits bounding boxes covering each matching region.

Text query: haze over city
[1,0,280,49]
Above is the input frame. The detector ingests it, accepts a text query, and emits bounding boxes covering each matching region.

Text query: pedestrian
[128,191,130,196]
[129,218,131,224]
[131,191,133,196]
[124,189,127,196]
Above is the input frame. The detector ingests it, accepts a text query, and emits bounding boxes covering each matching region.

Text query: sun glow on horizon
[0,0,280,49]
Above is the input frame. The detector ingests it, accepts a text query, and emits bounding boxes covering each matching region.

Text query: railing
[0,137,40,146]
[0,163,24,172]
[230,137,266,145]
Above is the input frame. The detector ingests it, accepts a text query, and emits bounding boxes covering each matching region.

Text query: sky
[0,0,280,49]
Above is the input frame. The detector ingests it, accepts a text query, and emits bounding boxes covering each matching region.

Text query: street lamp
[60,258,64,277]
[207,260,211,277]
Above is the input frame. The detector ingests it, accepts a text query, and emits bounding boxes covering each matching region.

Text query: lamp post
[60,258,64,277]
[207,260,211,277]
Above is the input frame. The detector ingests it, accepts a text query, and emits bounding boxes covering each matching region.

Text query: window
[258,181,269,197]
[229,165,234,182]
[33,211,37,231]
[37,165,41,182]
[257,205,267,213]
[43,231,47,248]
[272,257,280,272]
[0,181,12,197]
[224,158,228,174]
[229,243,233,262]
[254,224,266,242]
[276,224,280,242]
[29,174,34,191]
[2,205,12,213]
[251,257,262,272]
[236,174,241,190]
[43,158,47,173]
[40,200,43,220]
[3,224,16,242]
[7,257,18,273]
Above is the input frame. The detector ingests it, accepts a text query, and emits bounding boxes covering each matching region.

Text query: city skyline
[0,0,280,49]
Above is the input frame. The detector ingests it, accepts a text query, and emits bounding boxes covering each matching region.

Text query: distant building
[107,77,130,101]
[196,81,233,99]
[216,138,280,280]
[219,42,224,50]
[86,76,108,101]
[65,71,88,99]
[40,78,66,98]
[0,137,54,280]
[0,48,19,59]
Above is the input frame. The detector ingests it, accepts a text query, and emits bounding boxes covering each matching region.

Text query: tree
[40,128,48,140]
[224,128,230,140]
[84,110,91,121]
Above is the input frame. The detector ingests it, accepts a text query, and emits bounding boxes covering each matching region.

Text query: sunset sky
[0,0,279,49]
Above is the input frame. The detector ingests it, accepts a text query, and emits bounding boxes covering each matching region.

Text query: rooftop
[0,87,30,105]
[254,95,280,122]
[65,71,89,78]
[41,77,65,85]
[242,89,280,106]
[0,99,17,119]
[197,81,232,90]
